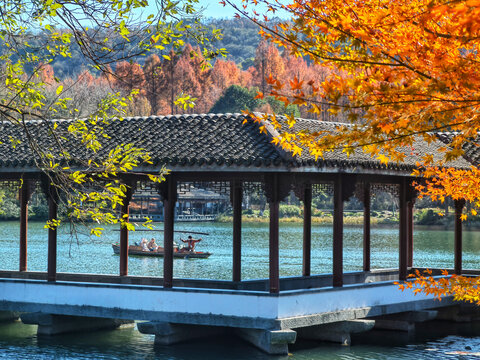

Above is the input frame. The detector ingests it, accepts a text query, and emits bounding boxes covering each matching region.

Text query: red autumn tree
[114,61,145,95]
[144,54,164,114]
[253,41,285,96]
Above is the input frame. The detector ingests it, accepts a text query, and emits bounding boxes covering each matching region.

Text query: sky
[200,0,289,19]
[144,0,289,20]
[201,0,240,18]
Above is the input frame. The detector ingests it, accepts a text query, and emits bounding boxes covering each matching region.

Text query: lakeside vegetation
[1,187,475,227]
[217,205,480,227]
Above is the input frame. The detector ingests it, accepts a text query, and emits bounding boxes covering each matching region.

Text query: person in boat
[180,236,202,252]
[140,238,149,252]
[148,238,159,251]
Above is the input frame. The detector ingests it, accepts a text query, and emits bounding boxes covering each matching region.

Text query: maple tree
[224,0,480,303]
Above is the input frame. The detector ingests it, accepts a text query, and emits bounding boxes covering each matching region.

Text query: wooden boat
[111,244,212,259]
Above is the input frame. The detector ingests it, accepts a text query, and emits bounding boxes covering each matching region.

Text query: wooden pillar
[162,176,177,288]
[303,185,312,277]
[363,182,371,272]
[454,199,465,275]
[407,200,414,268]
[47,182,58,282]
[267,174,280,294]
[232,180,243,282]
[399,179,408,281]
[333,175,344,287]
[19,180,32,272]
[119,184,133,276]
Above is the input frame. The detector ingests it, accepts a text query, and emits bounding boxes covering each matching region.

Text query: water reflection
[3,320,480,359]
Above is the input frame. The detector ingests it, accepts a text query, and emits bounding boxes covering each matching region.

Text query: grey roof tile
[0,113,471,172]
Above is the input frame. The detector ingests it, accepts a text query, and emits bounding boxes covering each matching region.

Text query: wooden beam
[163,176,177,288]
[19,180,32,272]
[47,183,58,282]
[399,179,408,281]
[303,185,312,277]
[363,182,371,272]
[232,181,242,282]
[119,184,133,276]
[454,199,465,275]
[333,175,343,287]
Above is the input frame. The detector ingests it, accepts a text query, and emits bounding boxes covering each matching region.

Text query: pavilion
[0,113,473,354]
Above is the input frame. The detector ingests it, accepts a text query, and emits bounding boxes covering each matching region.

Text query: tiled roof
[273,115,470,170]
[437,132,480,166]
[0,113,470,173]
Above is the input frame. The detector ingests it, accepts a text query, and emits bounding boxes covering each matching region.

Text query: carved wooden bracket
[264,174,291,203]
[20,178,35,203]
[229,180,243,205]
[293,182,312,202]
[341,175,357,202]
[158,176,177,203]
[123,181,136,204]
[40,174,59,202]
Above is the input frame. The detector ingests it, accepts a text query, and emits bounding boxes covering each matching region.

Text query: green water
[1,221,480,358]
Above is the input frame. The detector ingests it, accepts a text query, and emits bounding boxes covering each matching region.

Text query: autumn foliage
[223,0,480,303]
[226,0,480,199]
[398,269,480,305]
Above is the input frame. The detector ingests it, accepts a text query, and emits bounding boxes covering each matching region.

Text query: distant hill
[46,18,263,78]
[207,18,262,68]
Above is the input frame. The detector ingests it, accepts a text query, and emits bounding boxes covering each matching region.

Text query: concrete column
[333,175,344,287]
[235,328,296,355]
[20,313,134,336]
[137,322,225,345]
[363,182,371,272]
[303,185,312,277]
[19,179,32,272]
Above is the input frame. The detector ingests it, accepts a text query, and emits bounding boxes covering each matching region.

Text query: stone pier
[137,322,226,345]
[137,321,297,355]
[373,310,437,332]
[436,304,480,322]
[20,313,134,336]
[235,328,297,355]
[296,320,375,345]
[0,311,20,322]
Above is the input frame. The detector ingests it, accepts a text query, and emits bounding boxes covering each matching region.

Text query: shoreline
[216,215,480,230]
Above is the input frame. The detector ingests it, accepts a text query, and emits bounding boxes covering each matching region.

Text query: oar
[114,228,209,236]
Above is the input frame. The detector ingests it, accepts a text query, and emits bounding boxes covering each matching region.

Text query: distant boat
[111,244,212,259]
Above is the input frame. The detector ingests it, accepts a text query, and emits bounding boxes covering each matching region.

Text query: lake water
[1,221,480,359]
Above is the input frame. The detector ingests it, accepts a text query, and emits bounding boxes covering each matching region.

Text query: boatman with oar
[180,236,202,252]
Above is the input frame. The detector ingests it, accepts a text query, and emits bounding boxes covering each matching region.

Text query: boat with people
[112,229,211,259]
[111,243,212,259]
